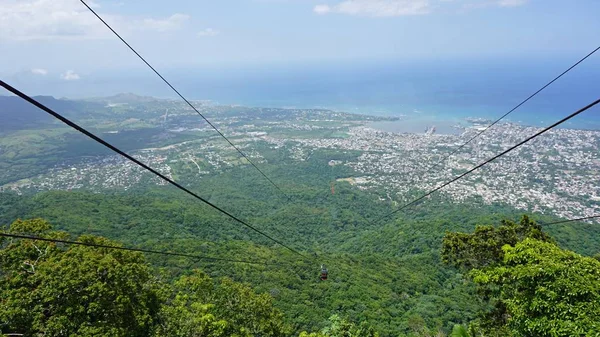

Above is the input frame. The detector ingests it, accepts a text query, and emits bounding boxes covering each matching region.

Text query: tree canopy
[442,216,600,336]
[0,219,299,336]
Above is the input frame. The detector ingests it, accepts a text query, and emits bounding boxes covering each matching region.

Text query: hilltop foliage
[442,216,600,336]
[2,96,600,336]
[0,219,294,336]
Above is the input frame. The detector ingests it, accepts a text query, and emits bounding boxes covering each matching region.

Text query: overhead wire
[0,232,278,266]
[540,214,600,226]
[26,1,600,272]
[426,45,600,174]
[78,0,291,202]
[0,80,309,261]
[275,44,600,232]
[372,98,600,224]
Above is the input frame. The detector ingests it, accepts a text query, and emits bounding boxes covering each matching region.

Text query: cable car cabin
[320,265,328,281]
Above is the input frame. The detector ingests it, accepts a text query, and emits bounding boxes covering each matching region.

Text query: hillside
[1,95,600,336]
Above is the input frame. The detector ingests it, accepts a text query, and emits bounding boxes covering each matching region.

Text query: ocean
[10,57,600,131]
[175,58,600,132]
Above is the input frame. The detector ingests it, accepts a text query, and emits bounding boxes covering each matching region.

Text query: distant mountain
[0,95,98,132]
[85,92,157,104]
[1,95,60,131]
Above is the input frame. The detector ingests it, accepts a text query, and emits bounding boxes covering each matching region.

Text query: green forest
[3,213,600,336]
[2,161,600,336]
[1,96,600,336]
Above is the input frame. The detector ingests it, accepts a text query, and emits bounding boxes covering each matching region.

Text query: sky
[1,0,599,98]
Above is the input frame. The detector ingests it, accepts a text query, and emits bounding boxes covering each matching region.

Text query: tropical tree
[155,270,292,336]
[299,315,379,337]
[442,216,600,336]
[0,219,160,337]
[441,215,552,270]
[470,239,600,336]
[450,325,469,337]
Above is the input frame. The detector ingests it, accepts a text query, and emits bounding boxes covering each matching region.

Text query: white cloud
[497,0,528,7]
[197,28,219,37]
[461,0,529,9]
[60,70,80,80]
[313,0,430,17]
[0,0,106,40]
[31,68,48,75]
[0,0,189,41]
[314,5,332,15]
[141,13,190,33]
[86,0,101,8]
[314,0,529,16]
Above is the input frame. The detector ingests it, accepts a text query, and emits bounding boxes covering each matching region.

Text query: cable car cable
[373,98,600,224]
[540,214,600,226]
[426,45,600,174]
[0,232,280,266]
[298,45,600,226]
[0,80,309,261]
[78,0,292,202]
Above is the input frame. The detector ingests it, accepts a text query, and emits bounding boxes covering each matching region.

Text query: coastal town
[284,123,600,221]
[2,100,599,222]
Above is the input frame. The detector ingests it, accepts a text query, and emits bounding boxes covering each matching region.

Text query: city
[3,101,599,223]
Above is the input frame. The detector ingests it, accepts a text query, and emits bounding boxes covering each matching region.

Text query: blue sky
[1,0,599,97]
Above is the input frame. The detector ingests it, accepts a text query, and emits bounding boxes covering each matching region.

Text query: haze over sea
[7,57,600,132]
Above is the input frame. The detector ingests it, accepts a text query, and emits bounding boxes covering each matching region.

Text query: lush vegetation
[5,215,599,336]
[3,189,599,336]
[442,216,600,336]
[1,219,367,336]
[2,95,600,336]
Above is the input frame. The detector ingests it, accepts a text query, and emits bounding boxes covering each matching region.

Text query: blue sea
[10,56,600,131]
